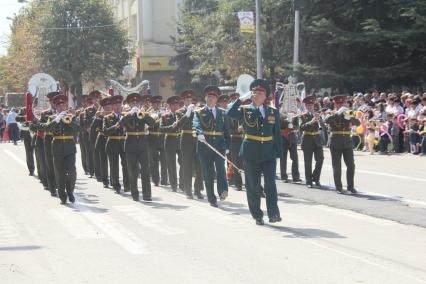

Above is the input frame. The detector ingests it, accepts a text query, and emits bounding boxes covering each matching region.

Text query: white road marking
[3,149,27,168]
[49,208,106,240]
[302,238,426,283]
[290,159,426,183]
[72,201,147,255]
[0,213,22,246]
[114,205,185,236]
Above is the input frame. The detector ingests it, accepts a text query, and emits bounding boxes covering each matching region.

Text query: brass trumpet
[137,111,145,120]
[62,115,73,124]
[343,110,354,117]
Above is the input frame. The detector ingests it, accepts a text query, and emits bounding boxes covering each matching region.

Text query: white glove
[197,134,206,142]
[288,123,294,129]
[225,149,230,155]
[239,91,252,102]
[337,107,349,115]
[130,107,139,114]
[185,104,195,117]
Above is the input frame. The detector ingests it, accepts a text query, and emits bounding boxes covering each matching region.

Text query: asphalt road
[1,142,425,284]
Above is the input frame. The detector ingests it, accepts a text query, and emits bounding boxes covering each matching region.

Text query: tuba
[236,74,255,100]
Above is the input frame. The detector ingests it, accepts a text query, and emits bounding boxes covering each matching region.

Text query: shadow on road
[268,225,346,239]
[0,245,43,251]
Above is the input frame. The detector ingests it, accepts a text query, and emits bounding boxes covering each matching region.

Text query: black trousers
[180,135,203,196]
[280,140,300,180]
[229,138,243,188]
[149,141,168,185]
[44,136,56,194]
[34,139,47,188]
[92,141,101,181]
[126,151,151,200]
[303,146,323,184]
[83,132,94,176]
[53,152,76,202]
[330,147,355,190]
[8,123,19,142]
[21,131,34,174]
[78,133,88,174]
[107,151,129,191]
[165,138,179,189]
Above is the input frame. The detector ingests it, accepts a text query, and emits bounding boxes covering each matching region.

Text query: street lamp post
[293,1,300,73]
[255,0,262,79]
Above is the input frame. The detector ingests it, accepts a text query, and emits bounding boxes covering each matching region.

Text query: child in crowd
[405,118,420,154]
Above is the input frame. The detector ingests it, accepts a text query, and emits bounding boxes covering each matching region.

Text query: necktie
[210,108,215,119]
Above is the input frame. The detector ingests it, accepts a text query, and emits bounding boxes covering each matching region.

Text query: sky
[0,0,27,56]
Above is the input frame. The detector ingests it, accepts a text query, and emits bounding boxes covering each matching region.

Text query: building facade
[110,0,183,99]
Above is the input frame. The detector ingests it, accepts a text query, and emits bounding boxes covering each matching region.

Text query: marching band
[19,77,362,225]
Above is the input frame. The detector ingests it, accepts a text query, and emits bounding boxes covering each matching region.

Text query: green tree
[39,0,128,97]
[298,0,426,90]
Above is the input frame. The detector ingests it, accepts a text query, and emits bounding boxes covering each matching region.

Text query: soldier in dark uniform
[30,112,48,191]
[43,95,78,204]
[93,96,112,188]
[226,79,282,225]
[160,96,182,192]
[325,95,360,194]
[228,93,244,191]
[175,90,204,199]
[30,92,58,196]
[193,86,230,207]
[77,95,90,175]
[16,108,35,176]
[147,96,168,186]
[279,112,301,183]
[120,93,155,201]
[103,95,129,193]
[82,91,101,178]
[300,96,324,188]
[88,91,102,181]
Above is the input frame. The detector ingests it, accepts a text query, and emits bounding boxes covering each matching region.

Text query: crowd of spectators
[317,91,426,155]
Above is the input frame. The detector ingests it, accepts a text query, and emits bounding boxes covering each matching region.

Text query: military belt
[231,134,244,138]
[148,132,163,135]
[53,136,74,140]
[181,130,196,135]
[165,133,180,137]
[331,131,351,135]
[303,131,320,136]
[204,131,223,136]
[244,134,273,142]
[127,132,147,136]
[108,136,126,140]
[45,132,53,136]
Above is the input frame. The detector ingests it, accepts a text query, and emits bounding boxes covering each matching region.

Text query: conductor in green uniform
[226,79,282,225]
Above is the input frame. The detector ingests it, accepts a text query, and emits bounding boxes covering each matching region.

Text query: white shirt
[6,111,17,125]
[208,106,217,119]
[257,105,266,119]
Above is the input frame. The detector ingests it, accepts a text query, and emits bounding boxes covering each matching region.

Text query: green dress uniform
[31,106,57,196]
[83,105,96,177]
[147,105,168,186]
[300,112,324,187]
[175,104,204,199]
[226,81,282,224]
[92,115,109,187]
[279,114,300,182]
[43,96,78,204]
[120,111,155,201]
[193,86,230,207]
[160,108,181,191]
[103,111,129,193]
[325,107,360,193]
[76,109,89,175]
[30,119,48,190]
[228,113,243,191]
